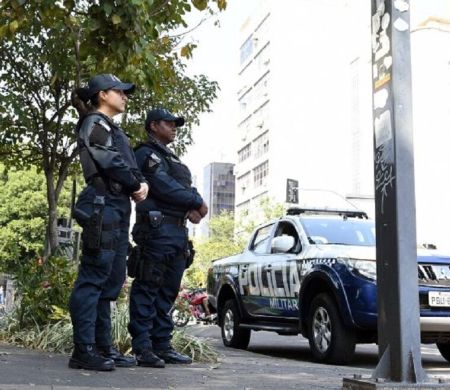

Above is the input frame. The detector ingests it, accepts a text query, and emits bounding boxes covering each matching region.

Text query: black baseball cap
[87,74,135,98]
[145,108,185,130]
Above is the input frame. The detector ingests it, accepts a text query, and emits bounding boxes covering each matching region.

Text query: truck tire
[221,299,251,349]
[307,293,355,364]
[437,342,450,362]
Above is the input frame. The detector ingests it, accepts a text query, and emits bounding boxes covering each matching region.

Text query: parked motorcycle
[170,288,216,327]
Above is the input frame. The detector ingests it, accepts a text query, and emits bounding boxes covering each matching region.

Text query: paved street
[0,324,449,389]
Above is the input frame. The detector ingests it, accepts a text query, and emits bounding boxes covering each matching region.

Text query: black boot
[154,347,192,364]
[69,344,115,371]
[97,345,136,367]
[135,349,165,368]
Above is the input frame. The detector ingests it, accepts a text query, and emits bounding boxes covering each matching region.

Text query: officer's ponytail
[71,87,94,118]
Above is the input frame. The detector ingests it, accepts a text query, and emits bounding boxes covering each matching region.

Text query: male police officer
[128,108,207,367]
[69,74,148,371]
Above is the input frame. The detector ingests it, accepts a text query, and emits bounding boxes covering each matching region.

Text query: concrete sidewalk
[0,326,449,389]
[0,340,371,390]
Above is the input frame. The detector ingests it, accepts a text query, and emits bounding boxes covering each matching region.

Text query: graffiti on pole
[372,0,394,214]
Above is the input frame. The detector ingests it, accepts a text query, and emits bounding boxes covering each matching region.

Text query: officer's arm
[80,122,140,193]
[140,151,203,209]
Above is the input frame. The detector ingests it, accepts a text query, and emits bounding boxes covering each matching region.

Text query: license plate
[429,291,450,307]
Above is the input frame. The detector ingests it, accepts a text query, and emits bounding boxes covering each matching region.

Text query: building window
[253,131,269,158]
[255,43,270,72]
[238,144,251,162]
[237,172,251,195]
[254,71,270,101]
[253,161,268,188]
[239,88,253,112]
[240,35,253,64]
[238,115,252,142]
[236,200,250,218]
[253,100,269,129]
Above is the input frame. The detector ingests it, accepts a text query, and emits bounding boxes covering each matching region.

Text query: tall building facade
[234,0,354,224]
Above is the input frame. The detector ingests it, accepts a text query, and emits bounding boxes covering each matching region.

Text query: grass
[0,303,218,363]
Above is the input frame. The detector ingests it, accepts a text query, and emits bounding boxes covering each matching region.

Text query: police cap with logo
[87,74,135,98]
[145,108,185,131]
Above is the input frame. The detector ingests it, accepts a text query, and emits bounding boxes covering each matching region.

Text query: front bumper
[420,316,450,332]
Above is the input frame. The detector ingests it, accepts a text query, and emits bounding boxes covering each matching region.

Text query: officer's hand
[132,182,149,203]
[188,210,202,224]
[198,201,208,217]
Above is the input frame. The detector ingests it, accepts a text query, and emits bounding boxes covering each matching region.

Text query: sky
[181,0,261,184]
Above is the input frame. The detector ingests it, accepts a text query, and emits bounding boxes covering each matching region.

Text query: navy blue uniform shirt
[134,136,203,218]
[77,112,144,193]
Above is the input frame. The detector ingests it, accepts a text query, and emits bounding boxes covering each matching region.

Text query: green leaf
[9,20,19,33]
[0,25,8,38]
[217,0,227,10]
[103,3,113,16]
[111,14,121,25]
[192,0,208,11]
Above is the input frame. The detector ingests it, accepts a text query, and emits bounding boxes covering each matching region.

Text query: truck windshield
[301,217,376,246]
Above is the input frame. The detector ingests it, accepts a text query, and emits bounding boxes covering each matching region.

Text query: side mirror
[271,235,295,254]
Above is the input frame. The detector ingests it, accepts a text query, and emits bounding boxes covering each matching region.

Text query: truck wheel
[307,293,356,364]
[221,299,250,349]
[437,342,450,362]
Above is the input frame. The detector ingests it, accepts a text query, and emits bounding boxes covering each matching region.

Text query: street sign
[286,179,299,204]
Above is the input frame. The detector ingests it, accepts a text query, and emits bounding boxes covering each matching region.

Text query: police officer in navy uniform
[69,74,149,371]
[128,108,208,367]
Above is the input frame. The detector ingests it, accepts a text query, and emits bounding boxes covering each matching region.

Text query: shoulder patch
[98,120,111,132]
[89,123,111,146]
[150,153,161,163]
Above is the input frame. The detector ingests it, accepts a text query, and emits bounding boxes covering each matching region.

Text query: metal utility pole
[343,0,444,388]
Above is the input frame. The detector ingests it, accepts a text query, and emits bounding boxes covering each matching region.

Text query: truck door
[238,223,275,316]
[262,220,302,318]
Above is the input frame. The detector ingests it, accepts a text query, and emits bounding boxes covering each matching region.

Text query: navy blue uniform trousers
[69,185,130,346]
[128,222,187,352]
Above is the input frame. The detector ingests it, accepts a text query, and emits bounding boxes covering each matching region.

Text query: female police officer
[69,74,148,371]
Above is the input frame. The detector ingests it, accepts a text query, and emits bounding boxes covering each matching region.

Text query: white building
[234,0,355,224]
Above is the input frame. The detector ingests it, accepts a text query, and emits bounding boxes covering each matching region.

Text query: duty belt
[136,213,186,227]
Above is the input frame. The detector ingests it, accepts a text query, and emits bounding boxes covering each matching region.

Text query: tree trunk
[44,170,59,259]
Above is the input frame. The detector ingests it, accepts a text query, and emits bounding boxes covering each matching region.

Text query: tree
[184,198,286,287]
[184,211,246,287]
[237,196,286,235]
[0,0,226,257]
[0,165,72,274]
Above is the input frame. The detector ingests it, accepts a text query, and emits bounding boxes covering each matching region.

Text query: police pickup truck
[207,207,450,364]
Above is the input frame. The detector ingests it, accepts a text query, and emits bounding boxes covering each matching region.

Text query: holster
[85,195,105,251]
[127,245,140,278]
[127,244,166,286]
[186,240,195,269]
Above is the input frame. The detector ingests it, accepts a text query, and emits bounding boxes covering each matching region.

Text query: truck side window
[251,224,273,254]
[272,221,301,253]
